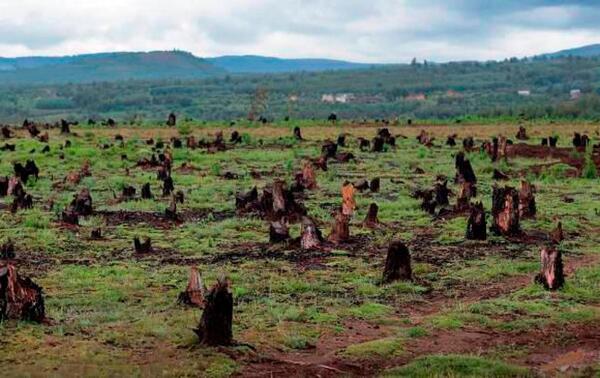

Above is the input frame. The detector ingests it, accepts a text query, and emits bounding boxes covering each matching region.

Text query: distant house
[405,93,426,101]
[570,89,581,100]
[321,94,335,104]
[517,90,531,96]
[288,94,299,102]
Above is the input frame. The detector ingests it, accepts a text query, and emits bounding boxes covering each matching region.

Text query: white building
[517,90,531,96]
[570,89,581,100]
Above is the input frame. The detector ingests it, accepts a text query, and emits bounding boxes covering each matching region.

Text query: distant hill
[205,55,375,73]
[0,51,224,84]
[538,43,600,58]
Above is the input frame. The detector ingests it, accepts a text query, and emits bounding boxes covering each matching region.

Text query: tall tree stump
[491,186,520,236]
[455,152,477,184]
[382,241,412,283]
[293,127,303,140]
[456,181,476,211]
[370,178,380,193]
[466,202,486,240]
[342,182,356,216]
[133,237,152,254]
[301,162,317,190]
[195,277,233,346]
[269,220,290,243]
[518,180,536,218]
[550,221,564,245]
[328,209,350,244]
[534,247,564,290]
[141,183,153,199]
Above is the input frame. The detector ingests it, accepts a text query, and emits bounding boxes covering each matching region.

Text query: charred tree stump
[463,137,474,151]
[0,263,45,322]
[301,162,317,190]
[162,176,174,196]
[492,169,509,180]
[300,217,323,250]
[433,179,450,207]
[328,209,350,244]
[358,138,370,151]
[321,141,337,159]
[353,179,369,192]
[175,190,185,204]
[535,247,564,290]
[363,203,380,228]
[235,187,258,212]
[0,176,8,197]
[269,220,290,243]
[178,267,206,308]
[1,126,12,139]
[335,152,355,163]
[122,185,136,200]
[519,180,536,218]
[370,178,380,193]
[133,237,152,254]
[167,112,177,127]
[194,277,233,346]
[549,136,558,147]
[90,228,102,239]
[230,130,242,144]
[293,126,303,140]
[141,183,153,199]
[61,209,79,225]
[337,134,346,147]
[455,152,477,184]
[60,119,71,134]
[71,188,93,216]
[1,240,15,259]
[491,186,520,236]
[313,155,328,171]
[466,202,487,240]
[382,241,412,283]
[446,135,457,146]
[371,136,385,152]
[456,181,476,211]
[516,126,528,140]
[165,198,178,221]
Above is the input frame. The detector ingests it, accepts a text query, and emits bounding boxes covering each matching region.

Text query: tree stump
[175,190,185,204]
[301,162,317,190]
[60,119,71,134]
[363,203,380,228]
[321,141,337,158]
[549,136,558,147]
[370,178,380,193]
[463,137,474,151]
[162,176,174,196]
[466,202,487,240]
[165,198,177,221]
[550,221,564,244]
[342,182,356,216]
[516,126,528,140]
[328,209,350,244]
[337,134,346,147]
[186,136,197,149]
[492,169,509,180]
[300,217,323,250]
[0,176,8,197]
[293,127,303,140]
[133,237,152,254]
[382,241,412,283]
[61,209,79,225]
[194,277,233,346]
[313,155,328,171]
[446,135,457,146]
[353,179,369,192]
[167,112,177,127]
[491,186,520,236]
[122,185,136,200]
[456,181,476,211]
[141,183,153,199]
[371,136,385,152]
[230,130,242,144]
[90,228,102,239]
[235,187,258,212]
[433,179,450,207]
[455,152,477,184]
[335,152,355,163]
[269,220,290,243]
[1,239,15,259]
[535,247,564,290]
[0,263,45,322]
[71,188,93,216]
[518,180,536,218]
[1,126,12,138]
[358,138,370,151]
[178,267,206,308]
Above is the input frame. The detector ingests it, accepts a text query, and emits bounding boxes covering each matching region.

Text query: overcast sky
[0,0,599,62]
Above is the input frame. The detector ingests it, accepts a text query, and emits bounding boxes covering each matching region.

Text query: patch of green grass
[341,337,403,359]
[382,354,531,377]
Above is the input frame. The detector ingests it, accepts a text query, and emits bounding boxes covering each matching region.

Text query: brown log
[382,241,412,283]
[300,216,323,250]
[534,247,564,290]
[518,180,536,218]
[178,267,206,308]
[363,203,380,228]
[466,202,486,240]
[342,182,356,216]
[133,237,152,253]
[194,276,233,346]
[0,263,45,322]
[328,209,350,244]
[269,220,290,243]
[491,186,520,236]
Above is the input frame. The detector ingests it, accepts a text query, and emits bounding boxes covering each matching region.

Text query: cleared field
[1,121,600,377]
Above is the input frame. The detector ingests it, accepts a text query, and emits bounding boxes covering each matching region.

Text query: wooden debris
[534,247,564,290]
[382,241,412,283]
[194,276,233,346]
[178,267,206,308]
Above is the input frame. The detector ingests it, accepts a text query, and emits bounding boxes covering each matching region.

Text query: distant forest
[2,55,600,123]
